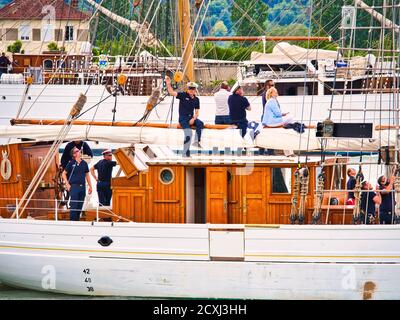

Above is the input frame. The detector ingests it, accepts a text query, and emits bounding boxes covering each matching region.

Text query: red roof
[0,0,90,20]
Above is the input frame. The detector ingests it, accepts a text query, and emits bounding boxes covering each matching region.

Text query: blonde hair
[266,87,278,100]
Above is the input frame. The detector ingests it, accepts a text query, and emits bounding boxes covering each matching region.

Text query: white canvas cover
[247,42,340,65]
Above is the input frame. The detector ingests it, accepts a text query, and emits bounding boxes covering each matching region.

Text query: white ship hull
[0,219,399,299]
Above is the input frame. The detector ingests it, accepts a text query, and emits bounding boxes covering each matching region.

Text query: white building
[0,0,91,55]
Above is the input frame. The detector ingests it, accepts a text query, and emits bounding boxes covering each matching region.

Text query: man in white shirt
[213,81,232,124]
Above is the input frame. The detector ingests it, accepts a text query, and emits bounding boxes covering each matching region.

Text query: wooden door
[206,167,228,224]
[241,168,267,224]
[148,166,185,223]
[113,189,147,222]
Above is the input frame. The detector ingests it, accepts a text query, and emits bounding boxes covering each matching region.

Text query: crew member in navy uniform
[165,76,204,157]
[228,83,251,137]
[377,175,395,224]
[90,149,117,206]
[61,140,93,169]
[360,180,381,224]
[62,147,92,221]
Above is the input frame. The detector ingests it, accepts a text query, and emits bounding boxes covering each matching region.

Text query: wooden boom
[10,119,232,130]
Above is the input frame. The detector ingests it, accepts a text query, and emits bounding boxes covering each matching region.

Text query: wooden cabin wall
[113,166,185,223]
[147,166,185,223]
[20,144,59,218]
[112,173,148,222]
[226,165,316,225]
[112,164,318,225]
[0,143,58,218]
[0,144,24,218]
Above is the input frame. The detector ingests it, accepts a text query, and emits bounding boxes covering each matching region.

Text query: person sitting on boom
[261,87,293,127]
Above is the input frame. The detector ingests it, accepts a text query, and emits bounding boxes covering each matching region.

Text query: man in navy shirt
[228,84,251,137]
[377,175,395,224]
[165,76,204,157]
[360,180,380,224]
[90,149,117,206]
[61,140,93,169]
[62,147,92,221]
[346,168,364,205]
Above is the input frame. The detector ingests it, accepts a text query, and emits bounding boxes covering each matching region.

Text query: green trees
[7,40,22,53]
[230,0,268,36]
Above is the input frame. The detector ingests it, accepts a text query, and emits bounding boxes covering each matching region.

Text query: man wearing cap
[90,149,117,206]
[165,76,204,157]
[228,84,251,137]
[62,147,92,221]
[61,140,93,169]
[214,81,231,124]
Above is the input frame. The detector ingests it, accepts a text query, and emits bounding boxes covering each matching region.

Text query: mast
[178,0,195,82]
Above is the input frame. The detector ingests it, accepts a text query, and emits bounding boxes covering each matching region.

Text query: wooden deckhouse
[0,141,354,225]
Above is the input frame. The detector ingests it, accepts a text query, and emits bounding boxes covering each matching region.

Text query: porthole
[159,168,174,185]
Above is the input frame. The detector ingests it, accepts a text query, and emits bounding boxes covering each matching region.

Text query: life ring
[0,151,12,181]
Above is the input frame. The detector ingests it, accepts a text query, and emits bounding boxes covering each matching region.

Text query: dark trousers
[179,116,204,157]
[379,211,393,224]
[97,181,112,206]
[69,184,86,221]
[360,212,375,225]
[0,68,5,79]
[232,119,248,137]
[215,115,231,125]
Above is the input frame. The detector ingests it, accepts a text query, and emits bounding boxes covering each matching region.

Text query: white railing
[0,197,122,222]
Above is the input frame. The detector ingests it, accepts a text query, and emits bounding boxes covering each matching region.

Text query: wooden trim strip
[153,199,180,203]
[210,257,244,261]
[245,224,280,228]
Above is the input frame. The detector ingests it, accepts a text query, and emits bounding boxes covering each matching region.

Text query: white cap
[230,81,241,93]
[187,82,198,89]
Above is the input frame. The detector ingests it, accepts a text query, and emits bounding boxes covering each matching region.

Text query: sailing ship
[0,0,399,299]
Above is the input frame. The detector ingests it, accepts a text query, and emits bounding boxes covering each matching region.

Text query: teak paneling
[0,143,58,218]
[227,168,242,224]
[206,167,228,223]
[148,166,185,223]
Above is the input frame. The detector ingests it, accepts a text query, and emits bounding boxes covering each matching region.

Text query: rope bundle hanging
[290,168,301,224]
[312,171,325,224]
[298,167,309,225]
[352,172,363,224]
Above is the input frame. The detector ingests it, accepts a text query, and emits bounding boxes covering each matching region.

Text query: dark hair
[361,180,369,189]
[264,80,274,88]
[377,175,386,186]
